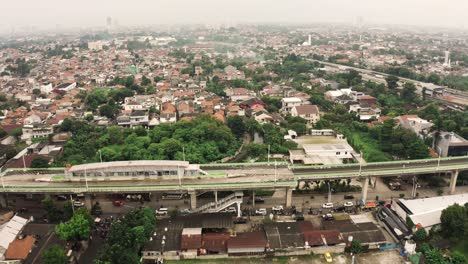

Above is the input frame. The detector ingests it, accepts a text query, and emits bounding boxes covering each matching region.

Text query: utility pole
[98,150,103,163]
[267,144,271,165]
[183,146,185,161]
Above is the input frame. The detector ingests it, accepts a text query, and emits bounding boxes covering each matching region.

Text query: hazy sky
[2,0,467,31]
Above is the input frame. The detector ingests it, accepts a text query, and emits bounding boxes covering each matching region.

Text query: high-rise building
[308,35,312,46]
[106,17,112,31]
[444,50,450,67]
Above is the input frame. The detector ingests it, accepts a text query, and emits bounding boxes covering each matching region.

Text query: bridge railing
[291,156,468,170]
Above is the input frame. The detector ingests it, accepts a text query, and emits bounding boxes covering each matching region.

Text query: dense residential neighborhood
[0,9,467,264]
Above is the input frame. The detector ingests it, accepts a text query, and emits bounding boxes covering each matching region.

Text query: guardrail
[291,156,468,170]
[295,163,468,179]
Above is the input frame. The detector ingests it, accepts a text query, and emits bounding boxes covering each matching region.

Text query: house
[289,133,354,165]
[436,132,468,157]
[129,110,149,127]
[264,222,305,251]
[55,82,76,92]
[200,232,230,254]
[357,95,377,106]
[21,123,54,141]
[227,231,266,256]
[348,102,381,121]
[239,98,265,110]
[0,215,30,260]
[4,235,36,261]
[180,228,202,258]
[281,97,306,112]
[395,115,433,139]
[291,105,320,126]
[160,112,177,124]
[224,88,255,102]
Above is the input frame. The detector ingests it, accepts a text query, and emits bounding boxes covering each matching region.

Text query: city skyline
[2,0,468,33]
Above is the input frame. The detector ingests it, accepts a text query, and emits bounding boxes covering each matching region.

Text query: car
[56,195,68,201]
[179,209,191,215]
[334,206,345,212]
[293,213,304,221]
[324,252,333,263]
[272,205,284,211]
[255,208,267,216]
[73,201,84,207]
[247,197,265,205]
[234,217,247,224]
[344,194,354,200]
[322,203,334,209]
[322,213,334,220]
[155,208,168,216]
[113,200,124,207]
[344,201,354,207]
[225,207,237,214]
[308,208,320,215]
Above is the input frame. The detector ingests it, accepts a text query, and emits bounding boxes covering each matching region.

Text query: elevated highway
[0,156,467,208]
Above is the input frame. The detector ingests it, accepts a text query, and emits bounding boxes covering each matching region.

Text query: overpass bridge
[0,156,467,210]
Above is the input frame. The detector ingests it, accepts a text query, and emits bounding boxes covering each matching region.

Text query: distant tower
[308,35,312,45]
[444,50,450,66]
[106,17,112,31]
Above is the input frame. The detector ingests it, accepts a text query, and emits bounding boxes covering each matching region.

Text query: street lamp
[359,150,363,176]
[436,146,442,171]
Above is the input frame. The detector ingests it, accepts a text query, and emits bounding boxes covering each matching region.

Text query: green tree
[31,157,50,168]
[55,211,92,242]
[85,114,94,121]
[413,228,427,242]
[99,104,118,118]
[32,88,41,95]
[401,82,417,103]
[385,75,399,90]
[9,127,22,139]
[451,252,467,264]
[407,140,429,159]
[42,196,60,222]
[42,244,68,264]
[350,240,363,254]
[227,116,246,138]
[406,215,415,229]
[440,204,466,240]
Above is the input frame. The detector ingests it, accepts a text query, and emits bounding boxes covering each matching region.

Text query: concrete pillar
[0,194,7,209]
[214,190,218,204]
[236,202,241,218]
[285,188,293,208]
[252,190,256,207]
[84,194,93,210]
[372,177,377,188]
[361,177,369,203]
[189,191,197,210]
[449,170,459,195]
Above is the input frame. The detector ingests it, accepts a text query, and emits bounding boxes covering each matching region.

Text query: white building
[88,41,103,51]
[291,105,320,126]
[392,194,468,230]
[395,115,433,139]
[281,97,306,112]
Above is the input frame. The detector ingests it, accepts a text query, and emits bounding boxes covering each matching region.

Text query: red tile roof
[228,231,267,249]
[201,232,230,252]
[5,235,36,260]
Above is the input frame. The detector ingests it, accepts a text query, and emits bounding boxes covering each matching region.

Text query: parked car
[308,208,320,215]
[334,206,345,212]
[73,201,84,207]
[255,208,267,216]
[155,208,168,216]
[322,203,334,209]
[344,201,354,207]
[56,195,68,201]
[247,197,265,204]
[272,205,284,211]
[113,200,124,207]
[293,213,304,221]
[322,213,334,220]
[225,207,237,214]
[179,209,191,215]
[324,252,333,263]
[234,217,247,224]
[344,194,354,200]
